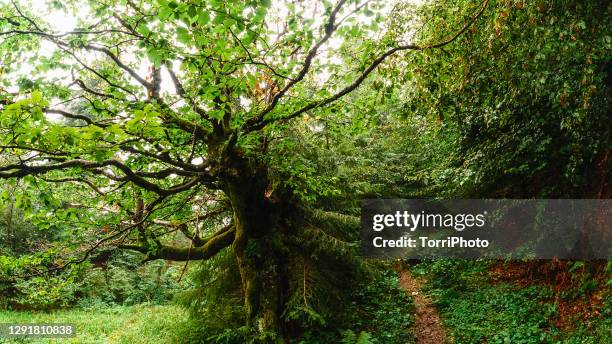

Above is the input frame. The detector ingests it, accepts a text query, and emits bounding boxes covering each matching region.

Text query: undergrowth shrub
[175,255,414,344]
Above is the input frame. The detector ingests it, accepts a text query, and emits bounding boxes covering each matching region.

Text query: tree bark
[225,157,287,343]
[234,228,285,343]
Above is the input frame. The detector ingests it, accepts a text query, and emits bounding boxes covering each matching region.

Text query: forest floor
[406,261,611,344]
[397,267,449,344]
[0,304,188,344]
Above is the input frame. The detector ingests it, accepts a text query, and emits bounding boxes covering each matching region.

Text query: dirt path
[397,267,450,344]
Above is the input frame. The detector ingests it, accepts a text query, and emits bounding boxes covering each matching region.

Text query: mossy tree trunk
[224,155,290,342]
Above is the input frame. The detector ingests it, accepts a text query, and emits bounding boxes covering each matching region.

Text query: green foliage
[393,0,611,197]
[174,248,246,343]
[412,259,611,343]
[1,255,183,311]
[0,221,183,311]
[175,254,413,343]
[76,252,185,308]
[342,267,415,344]
[440,284,558,344]
[411,259,491,293]
[341,330,375,344]
[413,260,557,343]
[8,266,85,311]
[267,102,446,211]
[284,266,414,344]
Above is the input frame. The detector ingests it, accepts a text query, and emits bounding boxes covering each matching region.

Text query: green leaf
[31,90,43,103]
[197,11,210,25]
[176,27,191,43]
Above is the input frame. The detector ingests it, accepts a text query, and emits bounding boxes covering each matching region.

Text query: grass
[0,266,416,344]
[0,304,190,344]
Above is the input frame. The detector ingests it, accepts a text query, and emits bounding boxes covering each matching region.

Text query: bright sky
[0,0,86,30]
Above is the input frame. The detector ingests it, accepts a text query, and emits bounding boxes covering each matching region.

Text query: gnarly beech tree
[0,0,487,340]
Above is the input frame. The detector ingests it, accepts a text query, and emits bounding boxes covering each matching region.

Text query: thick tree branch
[118,144,209,173]
[157,101,212,142]
[0,158,203,196]
[121,227,235,261]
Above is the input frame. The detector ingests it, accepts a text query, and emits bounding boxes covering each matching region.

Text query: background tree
[390,0,610,198]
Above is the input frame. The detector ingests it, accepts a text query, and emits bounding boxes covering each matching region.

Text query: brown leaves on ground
[488,260,609,332]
